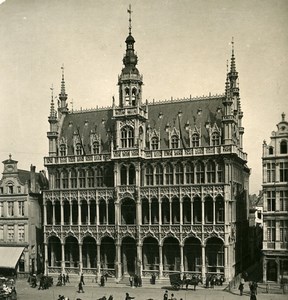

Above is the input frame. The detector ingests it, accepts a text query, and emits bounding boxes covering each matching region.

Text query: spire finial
[282,112,286,121]
[60,64,66,95]
[127,4,132,35]
[230,37,236,73]
[50,84,56,117]
[9,153,12,160]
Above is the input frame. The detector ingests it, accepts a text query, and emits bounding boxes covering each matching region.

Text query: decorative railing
[45,145,247,165]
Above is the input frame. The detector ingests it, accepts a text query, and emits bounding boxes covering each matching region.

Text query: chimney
[30,164,36,193]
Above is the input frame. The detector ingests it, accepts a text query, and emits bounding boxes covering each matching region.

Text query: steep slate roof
[59,95,224,154]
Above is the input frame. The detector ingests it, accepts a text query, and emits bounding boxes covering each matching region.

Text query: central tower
[118,5,143,107]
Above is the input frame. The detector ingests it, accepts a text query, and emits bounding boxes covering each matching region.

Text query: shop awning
[0,247,25,269]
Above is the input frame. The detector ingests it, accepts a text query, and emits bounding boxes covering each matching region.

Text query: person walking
[163,290,168,300]
[125,292,135,300]
[80,273,85,285]
[65,274,70,283]
[78,281,84,293]
[239,282,244,296]
[129,275,133,287]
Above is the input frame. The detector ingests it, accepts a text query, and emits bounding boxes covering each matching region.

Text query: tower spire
[230,37,236,73]
[59,64,68,113]
[50,84,56,118]
[127,4,132,35]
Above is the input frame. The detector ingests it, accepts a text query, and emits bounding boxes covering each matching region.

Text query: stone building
[0,155,48,276]
[262,113,288,283]
[43,11,250,281]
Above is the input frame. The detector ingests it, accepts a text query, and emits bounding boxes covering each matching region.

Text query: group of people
[57,294,69,300]
[205,274,225,288]
[239,278,258,300]
[129,274,142,287]
[57,273,70,286]
[163,290,183,300]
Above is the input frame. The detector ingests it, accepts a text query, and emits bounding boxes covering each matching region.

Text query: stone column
[224,245,228,280]
[61,203,64,226]
[180,199,183,225]
[213,197,216,225]
[159,199,162,225]
[44,242,48,275]
[169,199,172,225]
[97,243,101,277]
[88,201,91,225]
[96,200,100,225]
[70,202,73,224]
[191,199,194,225]
[201,244,206,281]
[78,202,81,225]
[52,202,55,225]
[79,243,83,273]
[159,245,163,278]
[43,202,47,225]
[61,243,65,273]
[137,242,143,276]
[149,200,152,225]
[180,244,184,274]
[115,242,122,280]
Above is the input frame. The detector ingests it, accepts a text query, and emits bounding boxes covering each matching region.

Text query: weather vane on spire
[61,64,65,80]
[127,4,132,35]
[231,36,234,55]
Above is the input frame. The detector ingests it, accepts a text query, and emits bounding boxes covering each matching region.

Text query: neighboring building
[248,193,263,265]
[0,155,48,276]
[43,10,250,281]
[262,113,288,283]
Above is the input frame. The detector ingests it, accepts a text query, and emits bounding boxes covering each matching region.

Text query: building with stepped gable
[262,114,288,283]
[43,9,250,281]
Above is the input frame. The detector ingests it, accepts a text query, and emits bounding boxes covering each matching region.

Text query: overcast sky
[0,0,287,195]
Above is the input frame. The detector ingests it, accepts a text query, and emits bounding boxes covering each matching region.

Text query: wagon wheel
[172,284,180,290]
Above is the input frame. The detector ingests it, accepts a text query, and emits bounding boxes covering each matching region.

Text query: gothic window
[192,133,200,147]
[60,144,66,156]
[121,126,134,148]
[70,169,77,188]
[196,161,205,183]
[87,168,95,187]
[79,169,86,188]
[206,161,216,183]
[279,162,288,182]
[151,137,159,150]
[161,198,170,224]
[175,162,184,184]
[280,140,288,154]
[267,191,276,211]
[125,87,130,105]
[55,171,61,189]
[215,196,224,223]
[129,165,136,185]
[185,162,194,184]
[75,143,82,155]
[165,163,173,185]
[211,132,220,146]
[171,135,179,149]
[280,191,288,211]
[95,168,103,187]
[204,196,213,223]
[267,163,276,182]
[155,164,163,185]
[92,141,100,154]
[62,169,69,188]
[145,164,154,185]
[217,162,224,183]
[193,196,202,223]
[120,165,127,185]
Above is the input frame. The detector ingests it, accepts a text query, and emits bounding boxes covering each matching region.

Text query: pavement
[13,278,288,300]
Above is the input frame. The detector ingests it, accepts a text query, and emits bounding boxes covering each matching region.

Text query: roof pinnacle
[50,84,56,117]
[230,37,236,73]
[282,112,286,122]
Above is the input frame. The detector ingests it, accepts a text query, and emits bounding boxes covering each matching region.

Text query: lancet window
[191,133,200,147]
[87,168,95,187]
[206,161,216,183]
[280,140,288,154]
[155,164,163,185]
[171,135,179,149]
[211,132,220,146]
[92,141,100,154]
[151,137,159,150]
[145,164,153,185]
[70,169,77,188]
[59,144,66,156]
[121,126,134,148]
[196,162,205,183]
[185,162,194,184]
[62,169,69,188]
[165,163,173,185]
[175,162,184,184]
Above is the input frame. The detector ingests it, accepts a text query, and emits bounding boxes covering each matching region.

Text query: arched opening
[184,237,201,272]
[82,236,97,268]
[120,165,127,185]
[163,237,180,271]
[122,237,137,275]
[193,196,202,223]
[143,237,159,271]
[183,197,191,224]
[54,201,61,225]
[204,196,213,223]
[48,236,61,267]
[99,199,106,225]
[280,140,288,154]
[81,200,88,225]
[72,200,78,225]
[161,198,170,224]
[46,201,53,225]
[172,197,180,224]
[65,236,79,268]
[101,236,116,270]
[63,200,70,224]
[108,199,115,225]
[90,200,97,225]
[151,198,159,224]
[129,164,135,185]
[215,196,224,223]
[131,87,137,106]
[142,198,149,224]
[121,198,136,224]
[205,237,224,275]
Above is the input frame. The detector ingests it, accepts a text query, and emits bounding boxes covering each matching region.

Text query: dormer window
[151,137,159,150]
[75,143,82,155]
[60,144,66,157]
[191,133,200,147]
[121,126,134,148]
[7,183,13,194]
[280,140,287,154]
[268,147,274,155]
[171,135,179,149]
[211,132,220,146]
[92,141,100,154]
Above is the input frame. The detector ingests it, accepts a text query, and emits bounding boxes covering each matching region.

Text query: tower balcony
[112,105,148,119]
